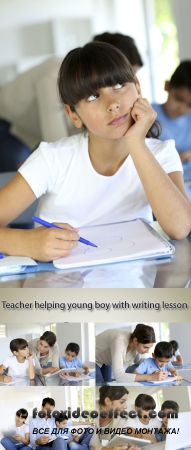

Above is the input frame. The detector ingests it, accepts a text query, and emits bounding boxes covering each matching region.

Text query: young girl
[0,42,190,262]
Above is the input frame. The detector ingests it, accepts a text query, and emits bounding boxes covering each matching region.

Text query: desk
[38,373,95,386]
[0,224,190,288]
[107,378,191,386]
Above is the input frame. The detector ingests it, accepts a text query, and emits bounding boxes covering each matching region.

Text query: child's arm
[12,432,30,445]
[0,173,79,261]
[127,427,156,443]
[0,364,12,382]
[124,97,191,239]
[171,354,183,365]
[180,150,191,163]
[82,364,90,374]
[27,354,35,379]
[169,367,183,380]
[133,369,168,382]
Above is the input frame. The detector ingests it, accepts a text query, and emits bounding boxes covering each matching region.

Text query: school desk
[37,373,95,387]
[0,223,190,288]
[107,377,191,387]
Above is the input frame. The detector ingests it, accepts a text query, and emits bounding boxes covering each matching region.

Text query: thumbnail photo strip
[0,322,95,387]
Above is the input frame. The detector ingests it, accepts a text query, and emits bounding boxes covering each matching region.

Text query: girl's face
[65,80,141,141]
[105,394,128,411]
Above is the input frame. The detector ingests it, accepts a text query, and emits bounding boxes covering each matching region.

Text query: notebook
[53,219,174,269]
[0,377,26,386]
[148,376,177,384]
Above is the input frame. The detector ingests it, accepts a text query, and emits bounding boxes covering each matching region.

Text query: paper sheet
[54,219,174,269]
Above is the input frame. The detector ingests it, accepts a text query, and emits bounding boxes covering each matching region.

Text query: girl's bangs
[74,54,134,104]
[61,43,135,108]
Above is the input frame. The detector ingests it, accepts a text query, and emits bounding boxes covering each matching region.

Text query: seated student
[0,42,190,262]
[133,341,183,381]
[54,412,94,450]
[1,408,31,450]
[0,338,35,382]
[169,340,183,365]
[93,32,143,74]
[54,414,72,443]
[155,400,179,442]
[59,343,90,378]
[152,61,191,163]
[127,393,161,443]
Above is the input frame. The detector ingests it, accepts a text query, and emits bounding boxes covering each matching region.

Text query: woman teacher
[96,386,140,450]
[28,331,59,375]
[96,323,166,383]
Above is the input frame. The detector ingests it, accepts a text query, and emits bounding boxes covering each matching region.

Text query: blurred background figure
[152,61,191,163]
[93,32,143,74]
[0,56,75,172]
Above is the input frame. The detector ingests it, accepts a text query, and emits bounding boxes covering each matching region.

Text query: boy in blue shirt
[133,341,183,380]
[155,400,179,442]
[59,343,90,377]
[152,61,191,163]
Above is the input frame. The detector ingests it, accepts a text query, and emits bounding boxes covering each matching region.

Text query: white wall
[172,0,191,60]
[0,0,151,98]
[0,323,43,360]
[169,322,191,363]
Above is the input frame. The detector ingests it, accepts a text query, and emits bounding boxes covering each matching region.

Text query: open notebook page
[54,219,175,269]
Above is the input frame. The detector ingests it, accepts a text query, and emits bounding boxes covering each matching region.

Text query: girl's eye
[114,83,124,89]
[87,94,99,102]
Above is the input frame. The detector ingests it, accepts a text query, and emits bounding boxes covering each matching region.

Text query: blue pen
[0,253,4,259]
[31,216,97,248]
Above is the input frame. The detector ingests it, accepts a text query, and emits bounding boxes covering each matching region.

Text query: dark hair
[93,32,143,68]
[135,394,156,411]
[154,341,173,359]
[130,324,156,344]
[161,400,179,412]
[42,397,55,407]
[16,408,28,420]
[58,42,160,139]
[99,386,129,406]
[40,331,56,347]
[56,414,68,424]
[169,61,191,90]
[169,340,179,354]
[10,338,28,353]
[66,343,80,355]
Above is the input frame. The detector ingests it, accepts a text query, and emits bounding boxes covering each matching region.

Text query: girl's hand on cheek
[124,98,157,148]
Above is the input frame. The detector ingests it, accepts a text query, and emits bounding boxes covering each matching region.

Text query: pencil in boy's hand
[31,216,97,248]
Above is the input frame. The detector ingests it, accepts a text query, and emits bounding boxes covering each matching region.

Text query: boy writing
[133,341,183,381]
[0,338,35,381]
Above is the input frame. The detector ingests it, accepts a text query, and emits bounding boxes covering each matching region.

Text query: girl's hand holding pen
[124,98,157,147]
[26,223,79,262]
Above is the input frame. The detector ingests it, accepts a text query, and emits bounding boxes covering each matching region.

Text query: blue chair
[0,171,38,228]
